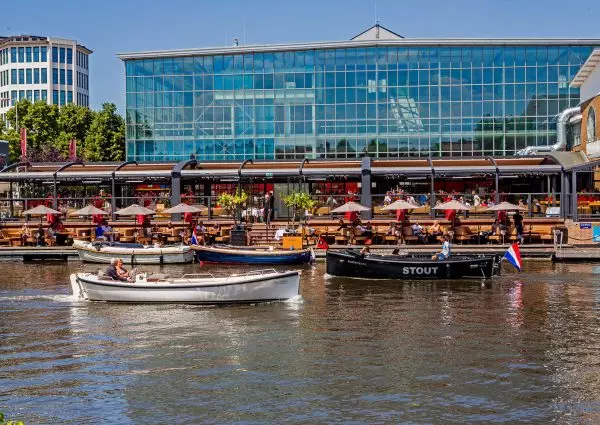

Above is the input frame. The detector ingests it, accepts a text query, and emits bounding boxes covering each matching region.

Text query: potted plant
[217,190,248,228]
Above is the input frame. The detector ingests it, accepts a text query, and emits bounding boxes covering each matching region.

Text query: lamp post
[0,97,18,130]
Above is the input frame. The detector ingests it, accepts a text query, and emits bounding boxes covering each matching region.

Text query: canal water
[2,260,600,424]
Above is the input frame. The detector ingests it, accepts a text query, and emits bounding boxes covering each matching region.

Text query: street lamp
[0,97,17,130]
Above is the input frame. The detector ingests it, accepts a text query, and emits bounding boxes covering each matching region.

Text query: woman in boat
[431,235,451,260]
[115,258,132,281]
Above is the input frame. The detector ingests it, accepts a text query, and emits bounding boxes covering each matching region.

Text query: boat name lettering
[402,266,439,275]
[348,260,368,266]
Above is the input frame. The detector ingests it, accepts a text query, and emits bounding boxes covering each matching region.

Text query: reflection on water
[2,261,600,424]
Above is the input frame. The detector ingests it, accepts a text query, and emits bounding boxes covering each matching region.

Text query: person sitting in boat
[360,245,371,256]
[106,258,130,282]
[432,235,451,261]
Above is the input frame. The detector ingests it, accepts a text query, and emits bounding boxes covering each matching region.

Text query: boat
[326,249,501,279]
[72,240,194,264]
[193,245,313,265]
[70,269,300,303]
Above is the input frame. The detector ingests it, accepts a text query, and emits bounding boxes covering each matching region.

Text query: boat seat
[147,273,170,281]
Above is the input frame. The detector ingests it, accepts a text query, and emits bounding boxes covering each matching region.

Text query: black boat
[326,250,501,280]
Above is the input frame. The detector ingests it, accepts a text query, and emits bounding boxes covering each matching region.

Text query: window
[60,90,66,104]
[26,68,32,84]
[33,47,39,62]
[19,90,24,101]
[588,107,596,143]
[59,47,65,63]
[52,47,58,62]
[34,68,39,84]
[67,70,72,85]
[11,47,16,63]
[11,69,16,85]
[41,89,47,101]
[41,68,47,84]
[18,69,24,84]
[60,69,65,85]
[25,47,32,62]
[34,90,40,101]
[18,47,24,62]
[53,90,58,104]
[67,48,72,64]
[26,90,32,101]
[41,46,47,62]
[67,91,73,103]
[52,68,58,84]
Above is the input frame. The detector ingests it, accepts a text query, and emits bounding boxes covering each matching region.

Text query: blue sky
[3,0,599,112]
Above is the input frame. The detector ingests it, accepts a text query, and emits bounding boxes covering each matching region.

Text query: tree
[283,192,316,226]
[83,103,126,161]
[56,103,94,158]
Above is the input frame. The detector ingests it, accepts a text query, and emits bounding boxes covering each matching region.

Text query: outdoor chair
[401,227,419,244]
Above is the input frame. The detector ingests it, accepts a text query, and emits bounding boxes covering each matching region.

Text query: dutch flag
[504,243,522,272]
[191,229,199,245]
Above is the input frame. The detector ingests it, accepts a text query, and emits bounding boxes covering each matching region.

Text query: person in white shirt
[432,235,451,260]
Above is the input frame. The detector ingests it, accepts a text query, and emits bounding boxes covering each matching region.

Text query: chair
[0,232,11,246]
[166,228,182,244]
[455,225,476,244]
[351,228,367,245]
[402,227,419,244]
[76,228,91,242]
[214,227,231,244]
[119,228,136,243]
[334,228,349,245]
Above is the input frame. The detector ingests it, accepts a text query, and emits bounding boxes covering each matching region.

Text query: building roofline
[0,35,92,53]
[117,38,600,60]
[570,48,600,87]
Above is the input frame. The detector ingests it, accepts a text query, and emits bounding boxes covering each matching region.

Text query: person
[360,245,371,256]
[336,219,347,232]
[266,191,275,225]
[95,222,105,240]
[428,220,443,243]
[102,221,113,242]
[35,223,46,246]
[432,235,451,260]
[383,192,392,206]
[473,191,481,207]
[115,258,132,281]
[513,210,524,244]
[412,221,425,243]
[21,222,31,246]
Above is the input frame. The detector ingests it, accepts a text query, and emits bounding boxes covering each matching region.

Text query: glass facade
[124,43,599,161]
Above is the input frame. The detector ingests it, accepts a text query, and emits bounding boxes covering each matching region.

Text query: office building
[0,35,92,121]
[119,25,600,162]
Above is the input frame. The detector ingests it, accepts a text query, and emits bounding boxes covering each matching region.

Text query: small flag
[20,128,27,159]
[504,243,522,271]
[68,139,77,160]
[191,229,199,245]
[317,236,329,250]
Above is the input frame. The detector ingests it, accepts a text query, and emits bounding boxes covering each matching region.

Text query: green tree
[56,103,95,157]
[83,103,125,161]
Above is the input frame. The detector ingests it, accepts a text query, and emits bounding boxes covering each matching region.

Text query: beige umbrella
[115,204,155,216]
[331,201,370,214]
[69,205,109,216]
[433,200,471,210]
[381,200,419,211]
[22,205,62,215]
[163,203,207,214]
[485,201,525,211]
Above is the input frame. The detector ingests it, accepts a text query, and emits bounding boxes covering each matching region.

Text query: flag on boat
[317,236,329,250]
[504,243,522,271]
[191,229,199,245]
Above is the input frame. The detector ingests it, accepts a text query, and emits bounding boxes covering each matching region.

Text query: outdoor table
[589,201,600,215]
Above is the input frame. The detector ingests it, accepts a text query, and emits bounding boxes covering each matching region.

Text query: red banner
[68,139,77,161]
[19,128,27,159]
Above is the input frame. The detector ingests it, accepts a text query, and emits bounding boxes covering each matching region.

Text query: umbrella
[381,200,420,211]
[331,201,370,214]
[485,201,525,211]
[22,205,62,216]
[115,204,155,216]
[163,203,207,214]
[69,205,109,216]
[433,200,471,210]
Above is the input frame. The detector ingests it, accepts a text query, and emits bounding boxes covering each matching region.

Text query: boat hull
[194,245,312,265]
[71,271,300,303]
[74,240,194,264]
[326,250,500,280]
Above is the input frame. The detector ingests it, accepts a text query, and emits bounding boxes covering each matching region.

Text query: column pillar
[360,156,372,220]
[572,171,578,222]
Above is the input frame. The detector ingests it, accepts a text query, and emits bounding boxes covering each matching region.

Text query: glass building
[120,25,600,161]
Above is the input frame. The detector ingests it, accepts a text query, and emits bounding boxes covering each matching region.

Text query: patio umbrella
[22,205,62,225]
[432,200,471,211]
[70,205,109,217]
[381,200,419,211]
[163,203,207,214]
[484,201,525,211]
[330,201,370,214]
[115,204,155,216]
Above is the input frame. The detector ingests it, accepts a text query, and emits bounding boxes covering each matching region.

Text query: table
[56,231,73,246]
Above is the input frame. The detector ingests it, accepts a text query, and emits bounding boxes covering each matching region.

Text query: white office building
[0,35,92,121]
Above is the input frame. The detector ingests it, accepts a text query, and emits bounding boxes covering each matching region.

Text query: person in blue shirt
[432,235,451,260]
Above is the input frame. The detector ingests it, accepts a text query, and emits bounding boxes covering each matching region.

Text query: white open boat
[70,269,300,304]
[72,240,194,264]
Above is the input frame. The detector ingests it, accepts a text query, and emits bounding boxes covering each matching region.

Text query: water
[2,261,600,424]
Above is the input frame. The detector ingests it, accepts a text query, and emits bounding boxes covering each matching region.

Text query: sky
[3,0,600,112]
